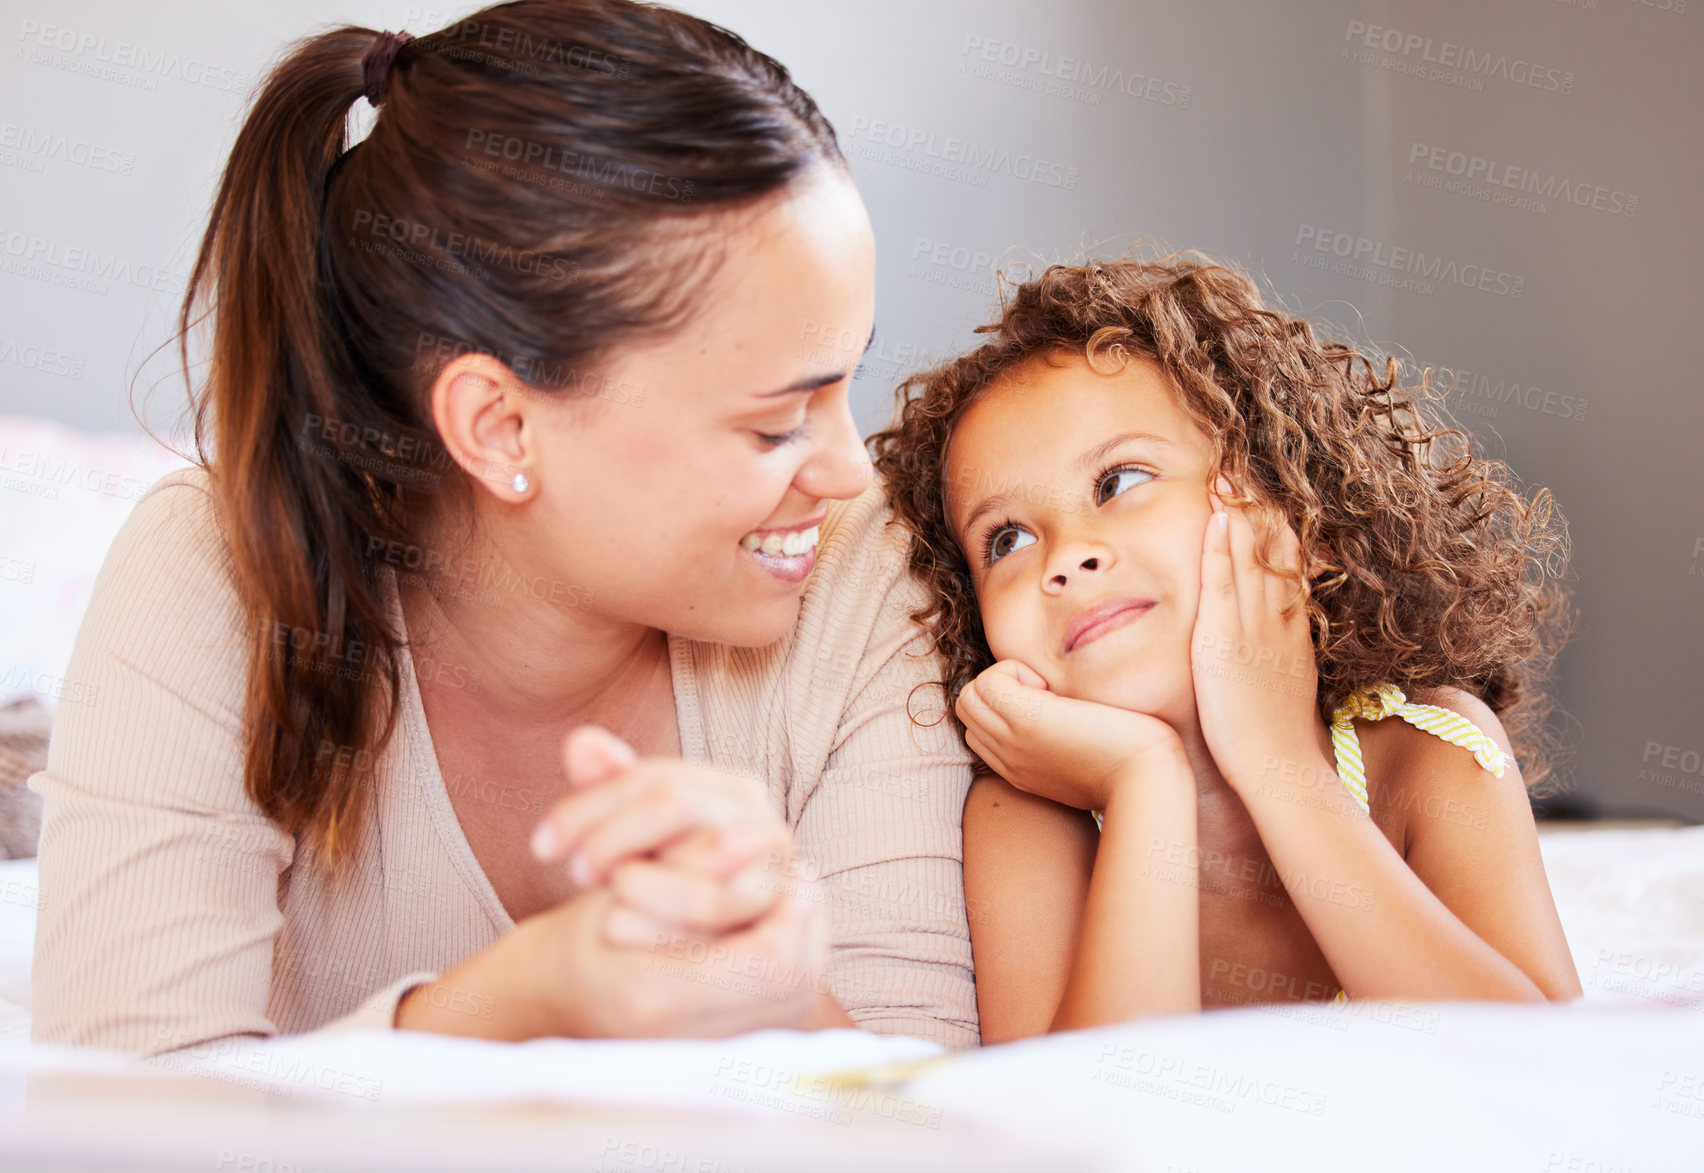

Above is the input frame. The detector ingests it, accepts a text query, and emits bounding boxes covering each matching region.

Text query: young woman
[30,0,979,1054]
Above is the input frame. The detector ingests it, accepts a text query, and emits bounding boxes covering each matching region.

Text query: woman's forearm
[1051,748,1201,1031]
[394,926,559,1040]
[804,993,859,1030]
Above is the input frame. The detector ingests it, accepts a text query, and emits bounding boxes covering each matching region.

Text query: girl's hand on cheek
[1191,481,1322,791]
[955,659,1185,811]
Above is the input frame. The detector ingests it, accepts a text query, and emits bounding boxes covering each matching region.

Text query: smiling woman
[28,0,980,1056]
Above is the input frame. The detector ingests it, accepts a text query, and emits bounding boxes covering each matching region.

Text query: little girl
[868,256,1583,1042]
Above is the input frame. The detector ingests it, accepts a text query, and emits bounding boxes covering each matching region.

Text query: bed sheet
[2,826,1702,1169]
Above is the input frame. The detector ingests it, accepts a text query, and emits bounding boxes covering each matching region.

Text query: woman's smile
[739,517,825,583]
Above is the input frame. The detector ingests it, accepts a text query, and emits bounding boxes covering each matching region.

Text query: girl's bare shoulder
[1359,686,1520,849]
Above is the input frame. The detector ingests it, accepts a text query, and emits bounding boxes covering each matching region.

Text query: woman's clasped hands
[503,727,837,1038]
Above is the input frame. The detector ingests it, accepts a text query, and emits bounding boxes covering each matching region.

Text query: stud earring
[512,471,530,494]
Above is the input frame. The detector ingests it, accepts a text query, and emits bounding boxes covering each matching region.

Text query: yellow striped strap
[1329,683,1509,814]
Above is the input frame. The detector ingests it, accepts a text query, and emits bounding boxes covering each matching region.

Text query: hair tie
[362,30,413,107]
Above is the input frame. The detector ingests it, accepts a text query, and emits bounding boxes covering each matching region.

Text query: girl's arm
[958,674,1202,1040]
[1233,741,1567,1002]
[1360,687,1580,999]
[1051,745,1201,1031]
[1197,497,1579,1003]
[962,773,1095,1043]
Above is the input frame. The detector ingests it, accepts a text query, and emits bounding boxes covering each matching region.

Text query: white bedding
[2,826,1702,1170]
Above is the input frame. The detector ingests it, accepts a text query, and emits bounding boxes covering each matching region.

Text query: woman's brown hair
[175,0,844,874]
[867,255,1572,791]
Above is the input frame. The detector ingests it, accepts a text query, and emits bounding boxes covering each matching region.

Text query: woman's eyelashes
[755,423,809,448]
[978,463,1155,567]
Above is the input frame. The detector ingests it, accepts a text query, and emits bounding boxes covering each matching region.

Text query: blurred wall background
[1,0,1699,817]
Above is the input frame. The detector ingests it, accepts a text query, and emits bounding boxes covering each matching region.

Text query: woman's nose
[802,401,873,500]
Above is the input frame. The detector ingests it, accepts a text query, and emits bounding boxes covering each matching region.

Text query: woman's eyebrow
[958,431,1175,536]
[753,325,877,398]
[753,370,846,398]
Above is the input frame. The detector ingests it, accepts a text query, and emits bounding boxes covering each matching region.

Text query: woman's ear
[428,352,536,502]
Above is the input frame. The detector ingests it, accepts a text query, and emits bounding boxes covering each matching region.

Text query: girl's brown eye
[1095,465,1153,506]
[982,522,1034,565]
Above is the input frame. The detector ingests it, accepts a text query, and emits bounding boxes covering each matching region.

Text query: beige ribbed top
[29,468,978,1055]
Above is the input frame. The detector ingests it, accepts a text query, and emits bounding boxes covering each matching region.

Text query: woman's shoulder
[792,473,926,668]
[76,464,248,692]
[106,464,230,571]
[810,473,911,595]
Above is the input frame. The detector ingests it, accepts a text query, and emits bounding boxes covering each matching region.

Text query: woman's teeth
[740,525,820,557]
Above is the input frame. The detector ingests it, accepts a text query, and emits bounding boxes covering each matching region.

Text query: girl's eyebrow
[957,430,1175,537]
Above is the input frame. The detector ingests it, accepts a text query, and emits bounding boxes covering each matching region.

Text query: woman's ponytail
[181,27,407,875]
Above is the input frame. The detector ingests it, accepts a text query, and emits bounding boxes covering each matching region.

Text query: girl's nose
[1046,544,1115,591]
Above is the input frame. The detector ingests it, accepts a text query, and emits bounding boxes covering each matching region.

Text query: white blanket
[3,827,1701,1171]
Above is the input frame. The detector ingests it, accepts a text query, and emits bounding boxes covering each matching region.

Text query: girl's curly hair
[867,253,1573,792]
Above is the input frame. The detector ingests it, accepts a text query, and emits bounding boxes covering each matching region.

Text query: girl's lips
[1064,599,1156,653]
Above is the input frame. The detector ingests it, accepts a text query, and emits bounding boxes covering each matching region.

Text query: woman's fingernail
[530,821,559,861]
[569,852,594,886]
[1215,476,1232,494]
[1217,512,1229,531]
[597,726,638,765]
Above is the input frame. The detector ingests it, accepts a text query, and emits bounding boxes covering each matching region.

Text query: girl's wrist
[1231,747,1348,810]
[1106,737,1194,806]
